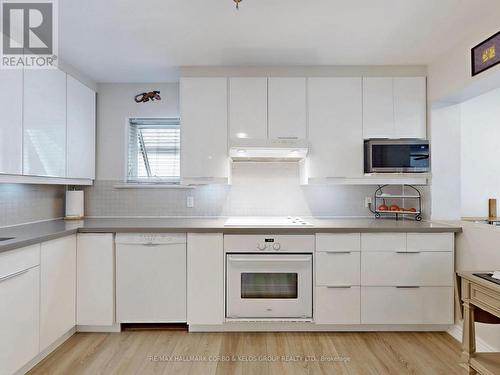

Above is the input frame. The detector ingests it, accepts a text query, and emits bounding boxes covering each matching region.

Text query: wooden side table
[458,272,500,375]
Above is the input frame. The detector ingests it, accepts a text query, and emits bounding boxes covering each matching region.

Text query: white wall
[430,104,461,220]
[96,83,179,180]
[427,6,500,105]
[461,88,500,217]
[454,221,500,351]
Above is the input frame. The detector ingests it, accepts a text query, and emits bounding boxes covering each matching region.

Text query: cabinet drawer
[316,233,360,252]
[316,252,360,286]
[0,244,40,278]
[361,251,453,286]
[315,286,360,324]
[361,233,406,252]
[470,283,500,316]
[361,286,453,324]
[407,233,454,252]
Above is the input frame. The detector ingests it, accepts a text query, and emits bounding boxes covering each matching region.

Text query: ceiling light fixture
[233,0,243,10]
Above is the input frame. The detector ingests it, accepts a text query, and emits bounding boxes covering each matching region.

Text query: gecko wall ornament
[233,0,243,10]
[134,91,161,103]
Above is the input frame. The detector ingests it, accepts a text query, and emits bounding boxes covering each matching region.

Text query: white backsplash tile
[85,163,430,218]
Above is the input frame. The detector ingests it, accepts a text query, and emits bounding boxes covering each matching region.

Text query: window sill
[114,183,196,189]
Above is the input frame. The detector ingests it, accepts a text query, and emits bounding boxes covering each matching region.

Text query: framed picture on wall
[471,31,500,76]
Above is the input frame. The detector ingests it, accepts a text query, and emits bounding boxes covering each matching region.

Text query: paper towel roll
[65,191,84,219]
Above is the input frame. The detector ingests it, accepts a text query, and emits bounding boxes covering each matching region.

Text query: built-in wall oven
[225,235,313,319]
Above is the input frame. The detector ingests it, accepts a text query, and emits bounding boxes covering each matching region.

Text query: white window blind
[127,118,180,183]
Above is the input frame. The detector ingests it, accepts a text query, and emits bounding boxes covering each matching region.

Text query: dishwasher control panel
[115,233,186,245]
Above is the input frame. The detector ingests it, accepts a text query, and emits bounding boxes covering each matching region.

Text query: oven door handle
[227,255,311,263]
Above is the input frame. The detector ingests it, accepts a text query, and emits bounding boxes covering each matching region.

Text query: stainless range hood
[229,139,308,162]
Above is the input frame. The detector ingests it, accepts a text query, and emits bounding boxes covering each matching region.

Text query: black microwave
[364,139,430,173]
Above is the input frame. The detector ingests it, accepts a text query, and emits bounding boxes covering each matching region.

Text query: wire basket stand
[372,185,422,221]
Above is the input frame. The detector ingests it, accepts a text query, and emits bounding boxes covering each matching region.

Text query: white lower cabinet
[40,236,77,351]
[77,234,115,326]
[187,233,224,325]
[316,252,360,286]
[315,232,455,327]
[361,251,454,286]
[361,287,454,325]
[315,287,361,324]
[0,245,40,375]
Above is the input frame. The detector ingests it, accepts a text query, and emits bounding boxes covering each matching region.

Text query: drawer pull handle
[0,268,30,283]
[395,251,421,254]
[326,285,352,289]
[325,251,352,254]
[396,286,420,289]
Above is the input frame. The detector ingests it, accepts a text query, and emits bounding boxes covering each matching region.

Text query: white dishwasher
[115,233,186,323]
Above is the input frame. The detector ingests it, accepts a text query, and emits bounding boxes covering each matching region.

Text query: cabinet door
[229,77,268,139]
[0,266,40,375]
[268,77,307,139]
[394,77,427,139]
[180,78,229,183]
[361,286,453,324]
[40,236,76,351]
[67,75,96,179]
[361,252,453,286]
[362,77,394,139]
[187,233,224,325]
[315,286,360,324]
[77,234,114,326]
[308,77,363,178]
[0,69,23,175]
[23,69,67,177]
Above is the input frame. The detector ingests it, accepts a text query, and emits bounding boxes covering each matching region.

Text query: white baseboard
[447,323,498,352]
[77,323,121,333]
[15,327,76,375]
[189,323,453,332]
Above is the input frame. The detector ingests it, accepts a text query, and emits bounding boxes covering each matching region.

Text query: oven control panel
[257,239,282,251]
[224,235,314,253]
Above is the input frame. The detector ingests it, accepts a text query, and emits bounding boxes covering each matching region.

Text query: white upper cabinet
[268,77,307,139]
[363,77,426,139]
[229,77,268,139]
[0,70,23,175]
[362,77,394,139]
[67,76,96,179]
[180,77,229,183]
[23,69,67,177]
[308,77,363,178]
[394,77,427,139]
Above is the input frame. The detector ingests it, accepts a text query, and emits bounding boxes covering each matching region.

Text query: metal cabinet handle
[325,251,352,254]
[326,285,352,289]
[0,268,30,283]
[395,251,421,254]
[395,286,420,289]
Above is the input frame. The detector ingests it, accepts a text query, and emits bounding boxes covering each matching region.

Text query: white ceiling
[60,0,500,83]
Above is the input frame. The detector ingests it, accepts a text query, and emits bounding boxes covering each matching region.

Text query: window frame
[125,117,181,185]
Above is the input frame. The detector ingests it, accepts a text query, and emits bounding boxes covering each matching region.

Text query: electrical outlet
[186,196,194,208]
[365,196,372,208]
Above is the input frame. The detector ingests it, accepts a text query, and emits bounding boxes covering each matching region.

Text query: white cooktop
[224,216,313,227]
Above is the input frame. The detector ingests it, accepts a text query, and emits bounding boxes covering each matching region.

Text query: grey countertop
[0,217,462,254]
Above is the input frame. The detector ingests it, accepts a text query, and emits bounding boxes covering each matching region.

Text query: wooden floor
[28,331,465,375]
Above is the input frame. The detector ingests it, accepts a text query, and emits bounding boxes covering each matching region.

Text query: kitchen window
[127,118,180,184]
